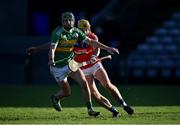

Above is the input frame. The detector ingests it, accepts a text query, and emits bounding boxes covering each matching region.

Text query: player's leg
[51,79,71,111]
[95,65,134,115]
[50,65,71,111]
[53,78,71,99]
[69,69,100,117]
[86,75,119,117]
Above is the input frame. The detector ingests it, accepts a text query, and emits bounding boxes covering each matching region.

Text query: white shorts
[50,65,71,82]
[82,62,103,76]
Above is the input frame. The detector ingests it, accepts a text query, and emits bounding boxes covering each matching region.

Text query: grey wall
[0,0,28,36]
[0,36,53,85]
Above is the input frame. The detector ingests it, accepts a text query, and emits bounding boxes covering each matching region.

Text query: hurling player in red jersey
[26,19,134,117]
[74,19,134,116]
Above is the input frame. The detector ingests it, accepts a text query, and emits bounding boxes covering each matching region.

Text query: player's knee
[104,83,112,89]
[81,80,88,88]
[64,90,71,97]
[64,92,71,97]
[92,91,101,99]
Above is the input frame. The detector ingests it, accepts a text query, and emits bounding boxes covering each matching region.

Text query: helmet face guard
[78,19,91,30]
[61,12,75,22]
[61,12,75,29]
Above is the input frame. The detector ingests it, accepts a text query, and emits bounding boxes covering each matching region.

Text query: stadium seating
[121,11,180,79]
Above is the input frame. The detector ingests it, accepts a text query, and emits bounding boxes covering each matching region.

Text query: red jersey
[73,32,98,69]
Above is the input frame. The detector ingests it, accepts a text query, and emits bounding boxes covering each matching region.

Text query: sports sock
[109,106,117,113]
[86,101,93,111]
[119,99,127,107]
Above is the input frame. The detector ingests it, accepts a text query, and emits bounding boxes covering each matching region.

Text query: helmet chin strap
[64,27,71,31]
[63,25,74,31]
[62,21,74,31]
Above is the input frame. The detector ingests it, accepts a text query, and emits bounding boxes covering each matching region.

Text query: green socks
[86,101,93,111]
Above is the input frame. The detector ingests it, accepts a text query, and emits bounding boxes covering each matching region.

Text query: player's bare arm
[93,48,100,57]
[90,48,100,63]
[48,43,57,65]
[26,42,50,55]
[84,38,119,54]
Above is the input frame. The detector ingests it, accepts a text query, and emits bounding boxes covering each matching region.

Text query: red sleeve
[88,32,98,41]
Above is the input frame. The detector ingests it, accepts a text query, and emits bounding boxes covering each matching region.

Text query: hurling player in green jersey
[49,12,119,117]
[27,12,119,117]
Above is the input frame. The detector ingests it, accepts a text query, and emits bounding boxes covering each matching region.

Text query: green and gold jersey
[51,26,87,67]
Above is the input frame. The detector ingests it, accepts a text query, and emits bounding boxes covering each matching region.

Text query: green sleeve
[77,28,87,41]
[51,28,59,44]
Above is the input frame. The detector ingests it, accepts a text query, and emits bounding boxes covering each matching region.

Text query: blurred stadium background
[0,0,180,107]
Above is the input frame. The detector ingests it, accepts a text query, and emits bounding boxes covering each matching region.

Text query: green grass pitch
[0,84,180,124]
[0,106,180,124]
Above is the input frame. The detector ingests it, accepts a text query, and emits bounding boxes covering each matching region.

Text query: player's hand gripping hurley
[67,55,112,72]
